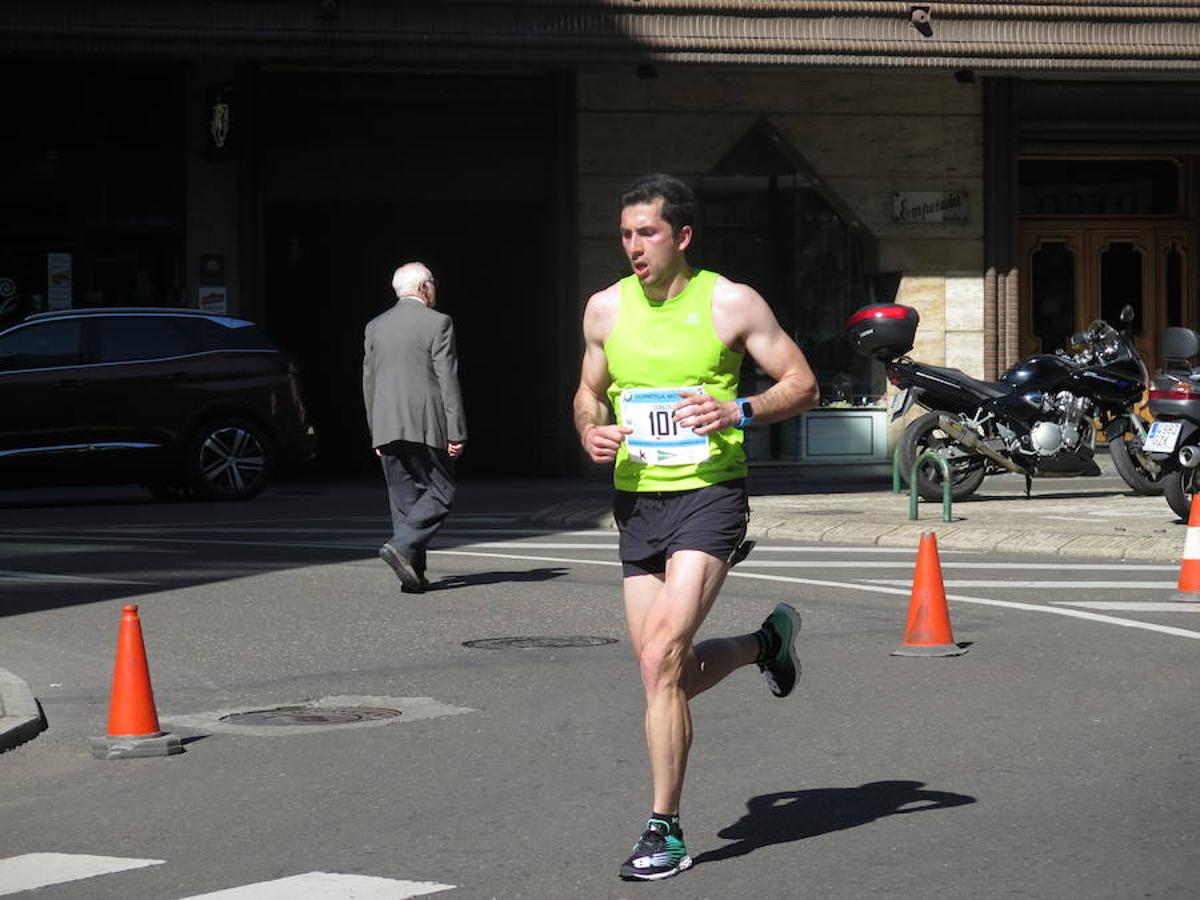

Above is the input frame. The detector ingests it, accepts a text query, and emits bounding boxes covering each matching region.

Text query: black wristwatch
[736,397,754,429]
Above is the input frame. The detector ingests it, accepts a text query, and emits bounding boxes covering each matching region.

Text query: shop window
[0,63,186,316]
[695,119,882,461]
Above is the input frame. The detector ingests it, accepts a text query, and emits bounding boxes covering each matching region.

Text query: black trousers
[378,440,455,576]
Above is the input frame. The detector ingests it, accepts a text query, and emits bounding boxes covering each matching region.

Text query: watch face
[742,400,753,419]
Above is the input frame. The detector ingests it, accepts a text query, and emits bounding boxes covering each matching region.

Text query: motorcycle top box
[846,304,919,360]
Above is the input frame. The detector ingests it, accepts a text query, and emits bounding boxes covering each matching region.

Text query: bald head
[392,262,436,306]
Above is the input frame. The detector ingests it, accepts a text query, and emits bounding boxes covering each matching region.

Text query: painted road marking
[181,872,453,899]
[3,533,1194,639]
[732,561,1179,571]
[0,853,163,895]
[427,549,1200,641]
[862,579,1177,589]
[3,531,1181,571]
[1054,601,1200,611]
[0,569,150,585]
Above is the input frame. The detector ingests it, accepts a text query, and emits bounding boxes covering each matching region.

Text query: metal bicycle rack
[893,447,953,522]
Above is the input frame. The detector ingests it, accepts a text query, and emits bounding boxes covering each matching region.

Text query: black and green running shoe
[618,819,693,881]
[758,602,802,698]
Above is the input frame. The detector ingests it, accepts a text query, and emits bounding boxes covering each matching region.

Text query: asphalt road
[1,479,1198,899]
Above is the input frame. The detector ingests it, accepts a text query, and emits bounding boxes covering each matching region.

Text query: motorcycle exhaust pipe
[1179,445,1200,469]
[936,414,1032,477]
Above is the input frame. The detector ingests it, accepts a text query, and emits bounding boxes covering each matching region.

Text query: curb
[0,667,46,753]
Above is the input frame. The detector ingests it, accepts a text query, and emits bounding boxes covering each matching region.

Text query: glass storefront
[0,63,185,330]
[694,121,886,463]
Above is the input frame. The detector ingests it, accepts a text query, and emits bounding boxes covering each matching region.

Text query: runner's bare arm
[574,285,632,464]
[678,279,820,435]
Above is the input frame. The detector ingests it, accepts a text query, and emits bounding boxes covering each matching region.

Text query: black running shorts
[613,478,750,577]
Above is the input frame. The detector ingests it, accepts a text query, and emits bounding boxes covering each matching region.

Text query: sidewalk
[531,454,1188,563]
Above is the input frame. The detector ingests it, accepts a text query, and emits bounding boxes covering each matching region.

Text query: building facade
[2,2,1198,475]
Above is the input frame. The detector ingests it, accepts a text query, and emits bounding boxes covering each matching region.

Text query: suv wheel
[185,418,275,501]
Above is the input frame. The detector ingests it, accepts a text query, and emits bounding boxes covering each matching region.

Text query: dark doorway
[264,199,551,479]
[255,69,576,480]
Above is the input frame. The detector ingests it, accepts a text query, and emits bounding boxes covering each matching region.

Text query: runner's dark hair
[620,174,694,235]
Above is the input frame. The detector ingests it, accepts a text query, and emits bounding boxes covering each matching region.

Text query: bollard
[891,445,903,494]
[909,450,953,523]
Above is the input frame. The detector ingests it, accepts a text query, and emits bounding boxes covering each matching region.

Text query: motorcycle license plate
[1142,420,1183,453]
[890,387,912,421]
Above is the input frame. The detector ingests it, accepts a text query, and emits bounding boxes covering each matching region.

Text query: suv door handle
[53,379,83,389]
[165,372,190,381]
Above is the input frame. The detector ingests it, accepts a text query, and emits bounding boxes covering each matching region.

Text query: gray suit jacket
[363,296,467,450]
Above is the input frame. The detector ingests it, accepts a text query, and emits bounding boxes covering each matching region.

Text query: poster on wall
[198,286,227,314]
[198,254,227,313]
[47,253,72,310]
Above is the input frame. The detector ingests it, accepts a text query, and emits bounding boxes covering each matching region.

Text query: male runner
[573,173,820,880]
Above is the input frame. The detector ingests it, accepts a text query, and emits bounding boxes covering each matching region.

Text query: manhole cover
[219,705,402,727]
[462,636,618,650]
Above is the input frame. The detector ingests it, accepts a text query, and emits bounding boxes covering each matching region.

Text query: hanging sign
[205,83,236,160]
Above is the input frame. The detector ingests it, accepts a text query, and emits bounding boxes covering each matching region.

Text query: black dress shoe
[379,542,422,591]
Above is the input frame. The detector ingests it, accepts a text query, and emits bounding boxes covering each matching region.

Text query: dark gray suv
[0,307,316,500]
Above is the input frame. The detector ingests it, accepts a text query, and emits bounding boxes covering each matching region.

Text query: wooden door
[1021,222,1192,372]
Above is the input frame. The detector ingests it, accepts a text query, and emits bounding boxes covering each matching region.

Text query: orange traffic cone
[90,604,182,759]
[891,532,968,657]
[1173,494,1200,602]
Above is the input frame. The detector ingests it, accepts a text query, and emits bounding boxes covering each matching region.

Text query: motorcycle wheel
[898,411,987,502]
[1163,467,1200,520]
[1108,426,1165,496]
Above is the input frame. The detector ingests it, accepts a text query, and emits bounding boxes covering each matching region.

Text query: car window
[0,320,83,372]
[90,316,199,363]
[186,317,276,351]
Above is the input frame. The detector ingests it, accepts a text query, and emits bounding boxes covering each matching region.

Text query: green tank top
[604,269,746,492]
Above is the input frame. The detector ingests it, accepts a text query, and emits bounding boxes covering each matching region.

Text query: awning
[3,1,1199,73]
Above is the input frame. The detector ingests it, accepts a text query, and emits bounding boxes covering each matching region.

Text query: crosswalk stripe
[0,853,163,895]
[180,872,454,899]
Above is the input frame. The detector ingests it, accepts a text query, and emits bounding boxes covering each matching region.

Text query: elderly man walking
[363,261,467,593]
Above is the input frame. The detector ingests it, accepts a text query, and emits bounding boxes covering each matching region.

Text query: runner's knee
[638,635,689,695]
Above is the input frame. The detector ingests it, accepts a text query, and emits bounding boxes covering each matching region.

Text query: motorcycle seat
[917,364,1011,400]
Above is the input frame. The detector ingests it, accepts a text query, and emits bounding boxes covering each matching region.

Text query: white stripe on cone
[1178,495,1200,595]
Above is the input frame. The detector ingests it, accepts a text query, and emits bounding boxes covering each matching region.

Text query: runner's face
[620,199,690,292]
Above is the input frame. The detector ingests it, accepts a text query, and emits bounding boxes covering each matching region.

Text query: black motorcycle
[1144,326,1200,520]
[847,303,1162,501]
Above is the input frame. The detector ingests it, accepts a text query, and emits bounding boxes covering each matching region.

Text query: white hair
[392,262,432,298]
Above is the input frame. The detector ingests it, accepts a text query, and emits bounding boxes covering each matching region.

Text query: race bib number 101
[620,386,712,466]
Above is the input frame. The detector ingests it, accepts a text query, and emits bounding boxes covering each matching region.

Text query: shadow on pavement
[429,567,569,591]
[695,780,976,865]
